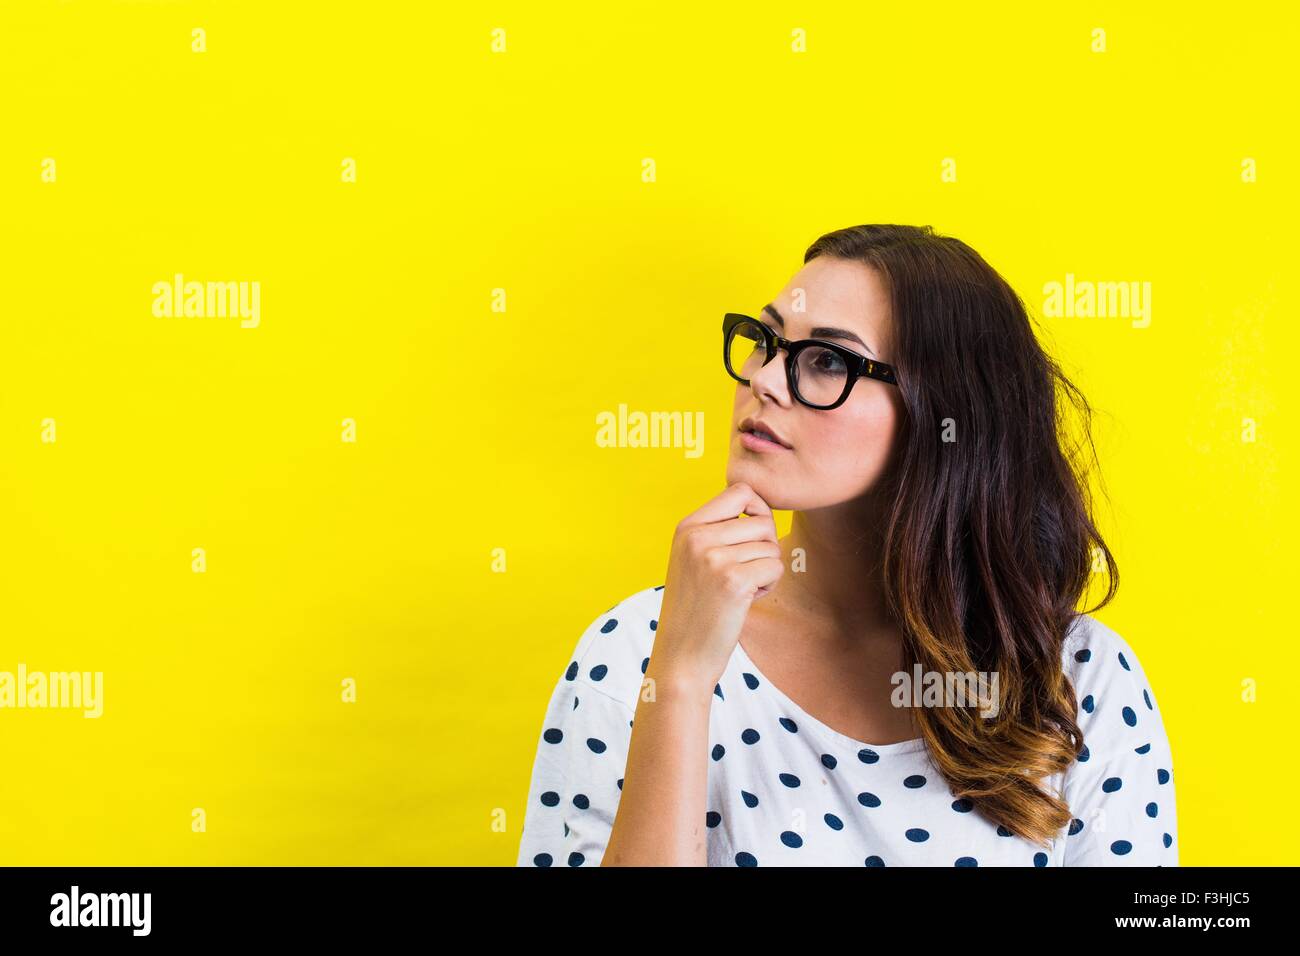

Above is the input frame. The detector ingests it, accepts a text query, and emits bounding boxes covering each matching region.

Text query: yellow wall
[0,1,1293,864]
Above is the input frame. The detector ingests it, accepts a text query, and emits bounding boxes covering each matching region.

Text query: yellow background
[0,1,1294,865]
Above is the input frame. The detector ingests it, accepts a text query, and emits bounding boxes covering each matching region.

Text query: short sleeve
[1060,618,1178,866]
[516,599,649,867]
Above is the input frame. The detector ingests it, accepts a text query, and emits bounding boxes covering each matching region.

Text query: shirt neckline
[731,637,928,756]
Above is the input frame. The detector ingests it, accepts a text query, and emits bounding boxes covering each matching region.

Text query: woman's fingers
[678,482,772,530]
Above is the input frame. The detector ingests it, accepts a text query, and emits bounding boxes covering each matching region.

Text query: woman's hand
[601,482,783,866]
[651,482,784,695]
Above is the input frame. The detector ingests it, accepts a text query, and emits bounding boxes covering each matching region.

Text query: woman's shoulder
[1061,611,1167,727]
[1055,611,1178,863]
[562,584,665,713]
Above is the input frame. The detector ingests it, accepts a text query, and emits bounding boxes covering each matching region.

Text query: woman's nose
[750,350,792,401]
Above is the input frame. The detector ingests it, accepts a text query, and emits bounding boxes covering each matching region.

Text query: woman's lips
[739,430,792,452]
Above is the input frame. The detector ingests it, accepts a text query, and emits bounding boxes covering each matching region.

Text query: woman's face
[726,256,903,511]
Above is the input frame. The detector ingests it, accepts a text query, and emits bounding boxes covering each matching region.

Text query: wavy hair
[803,224,1116,846]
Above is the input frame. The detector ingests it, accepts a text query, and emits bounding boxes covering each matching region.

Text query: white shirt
[517,584,1178,866]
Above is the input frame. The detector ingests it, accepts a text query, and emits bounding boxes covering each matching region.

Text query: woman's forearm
[601,653,715,866]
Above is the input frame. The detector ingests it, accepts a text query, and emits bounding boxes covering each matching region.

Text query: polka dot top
[517,584,1178,867]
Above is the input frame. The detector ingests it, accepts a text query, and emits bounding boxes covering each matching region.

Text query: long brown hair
[803,223,1114,846]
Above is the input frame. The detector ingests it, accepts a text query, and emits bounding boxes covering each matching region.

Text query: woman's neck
[763,504,901,648]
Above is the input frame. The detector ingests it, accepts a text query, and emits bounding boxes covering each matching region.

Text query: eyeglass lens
[726,318,849,407]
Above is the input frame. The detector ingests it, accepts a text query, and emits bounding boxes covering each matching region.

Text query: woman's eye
[811,350,846,374]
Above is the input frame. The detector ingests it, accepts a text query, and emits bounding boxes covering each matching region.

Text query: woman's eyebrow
[762,303,875,355]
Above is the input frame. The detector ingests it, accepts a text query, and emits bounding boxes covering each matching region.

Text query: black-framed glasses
[722,312,899,410]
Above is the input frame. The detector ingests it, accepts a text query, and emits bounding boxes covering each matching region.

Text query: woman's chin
[725,460,786,507]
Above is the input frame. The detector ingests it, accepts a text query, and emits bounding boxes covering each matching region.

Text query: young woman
[516,223,1177,867]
